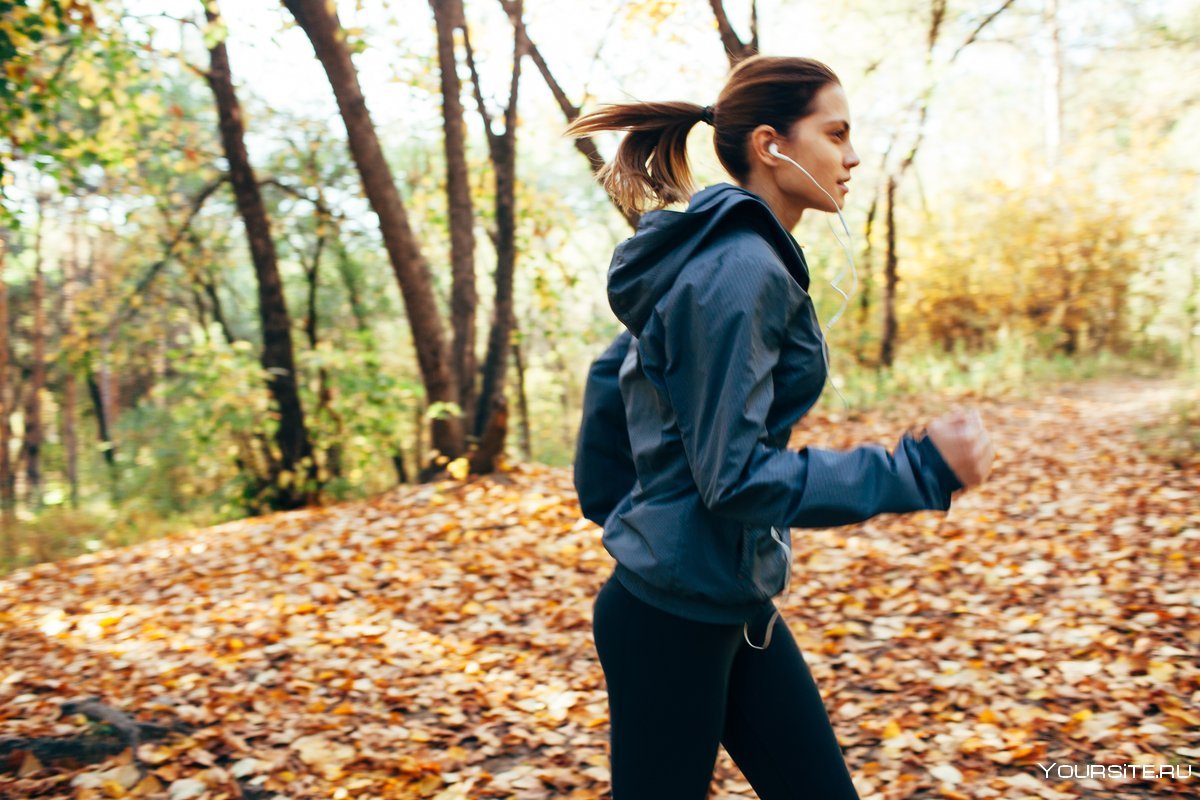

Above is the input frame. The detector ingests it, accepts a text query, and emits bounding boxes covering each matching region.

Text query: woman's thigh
[592,575,741,799]
[721,617,861,800]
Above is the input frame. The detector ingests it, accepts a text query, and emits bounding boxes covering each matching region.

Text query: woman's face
[774,82,860,214]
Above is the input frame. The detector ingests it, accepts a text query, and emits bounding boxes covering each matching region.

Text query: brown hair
[565,56,841,214]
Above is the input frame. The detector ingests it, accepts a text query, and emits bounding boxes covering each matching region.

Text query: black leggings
[592,573,860,800]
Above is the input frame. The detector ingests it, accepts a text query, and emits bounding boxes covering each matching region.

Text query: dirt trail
[0,378,1194,800]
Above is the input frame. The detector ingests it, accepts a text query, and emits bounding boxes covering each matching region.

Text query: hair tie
[699,105,715,126]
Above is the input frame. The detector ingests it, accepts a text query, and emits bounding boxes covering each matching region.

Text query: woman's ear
[749,125,781,168]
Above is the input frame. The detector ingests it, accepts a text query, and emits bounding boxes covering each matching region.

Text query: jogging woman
[570,55,995,799]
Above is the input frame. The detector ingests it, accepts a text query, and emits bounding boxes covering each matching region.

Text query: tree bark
[63,211,79,509]
[334,238,369,335]
[463,3,522,450]
[708,0,758,67]
[22,195,47,511]
[200,270,238,346]
[431,0,479,432]
[205,0,314,508]
[855,177,880,365]
[283,0,464,461]
[0,234,14,558]
[880,176,898,367]
[300,217,344,482]
[511,330,531,462]
[499,0,639,230]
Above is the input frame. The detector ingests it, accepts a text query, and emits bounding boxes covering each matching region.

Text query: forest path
[0,377,1195,799]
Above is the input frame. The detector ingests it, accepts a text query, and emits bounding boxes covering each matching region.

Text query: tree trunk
[463,2,523,455]
[205,0,315,508]
[499,0,639,230]
[200,271,239,346]
[63,212,80,509]
[431,0,479,432]
[301,225,344,482]
[283,0,464,461]
[334,238,370,335]
[23,196,47,511]
[303,231,325,351]
[856,183,880,365]
[0,235,14,559]
[511,330,531,462]
[880,176,898,368]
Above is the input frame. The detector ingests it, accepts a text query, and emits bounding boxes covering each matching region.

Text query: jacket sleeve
[654,260,961,529]
[573,331,638,526]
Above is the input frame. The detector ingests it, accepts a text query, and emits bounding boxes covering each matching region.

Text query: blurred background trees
[1,0,1196,569]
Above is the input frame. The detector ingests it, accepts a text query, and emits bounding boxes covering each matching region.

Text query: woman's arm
[652,259,961,528]
[573,330,638,526]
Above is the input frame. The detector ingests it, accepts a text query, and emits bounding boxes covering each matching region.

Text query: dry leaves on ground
[0,378,1195,800]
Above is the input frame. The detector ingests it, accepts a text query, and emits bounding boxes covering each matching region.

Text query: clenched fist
[925,408,995,489]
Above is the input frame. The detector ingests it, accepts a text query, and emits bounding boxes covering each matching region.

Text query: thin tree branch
[949,0,1019,63]
[708,0,754,67]
[119,176,226,323]
[497,0,638,229]
[461,23,497,147]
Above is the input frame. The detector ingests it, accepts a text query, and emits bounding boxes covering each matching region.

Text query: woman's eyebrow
[825,119,851,133]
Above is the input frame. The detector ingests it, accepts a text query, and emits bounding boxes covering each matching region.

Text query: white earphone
[742,143,859,649]
[765,140,858,408]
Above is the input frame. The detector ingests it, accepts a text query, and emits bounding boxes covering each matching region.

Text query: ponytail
[566,56,840,215]
[565,102,710,215]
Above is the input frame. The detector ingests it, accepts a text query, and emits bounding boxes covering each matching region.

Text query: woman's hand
[925,408,995,490]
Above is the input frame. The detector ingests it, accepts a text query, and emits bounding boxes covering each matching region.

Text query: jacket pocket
[738,524,790,602]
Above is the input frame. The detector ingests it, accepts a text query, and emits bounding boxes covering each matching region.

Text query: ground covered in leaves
[0,378,1196,800]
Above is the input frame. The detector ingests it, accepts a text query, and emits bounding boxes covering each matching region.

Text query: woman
[570,56,994,799]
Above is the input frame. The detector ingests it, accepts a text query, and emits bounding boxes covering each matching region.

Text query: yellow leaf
[1148,661,1176,682]
[447,457,470,480]
[1162,705,1200,726]
[17,751,42,777]
[882,720,903,739]
[131,774,164,796]
[978,708,1000,725]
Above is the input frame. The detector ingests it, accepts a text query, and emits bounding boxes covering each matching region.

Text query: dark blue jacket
[574,183,962,625]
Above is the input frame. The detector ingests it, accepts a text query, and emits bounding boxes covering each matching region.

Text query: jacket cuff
[915,434,965,499]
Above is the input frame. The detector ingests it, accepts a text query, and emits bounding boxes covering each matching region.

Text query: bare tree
[708,0,759,67]
[878,0,1017,366]
[431,0,480,432]
[499,0,639,229]
[22,193,47,511]
[283,0,465,462]
[0,233,14,558]
[205,0,315,508]
[460,0,528,472]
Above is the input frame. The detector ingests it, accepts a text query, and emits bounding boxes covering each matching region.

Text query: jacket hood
[607,182,810,337]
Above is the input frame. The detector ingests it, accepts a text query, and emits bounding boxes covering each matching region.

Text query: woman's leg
[720,616,861,800]
[592,574,742,799]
